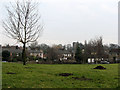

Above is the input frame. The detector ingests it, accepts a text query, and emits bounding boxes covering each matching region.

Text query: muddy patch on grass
[59,73,73,77]
[93,66,106,70]
[72,76,92,81]
[6,72,16,74]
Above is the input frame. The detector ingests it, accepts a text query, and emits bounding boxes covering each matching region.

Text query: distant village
[1,39,120,64]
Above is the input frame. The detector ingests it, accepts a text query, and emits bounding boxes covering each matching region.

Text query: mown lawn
[2,62,119,88]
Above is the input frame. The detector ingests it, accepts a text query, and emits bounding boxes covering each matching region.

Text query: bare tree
[47,47,59,61]
[84,36,104,63]
[30,41,38,50]
[3,0,43,65]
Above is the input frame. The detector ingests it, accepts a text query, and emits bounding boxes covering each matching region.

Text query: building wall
[109,53,120,63]
[30,52,43,58]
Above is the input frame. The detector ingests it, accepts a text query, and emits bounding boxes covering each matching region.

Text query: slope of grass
[2,62,118,88]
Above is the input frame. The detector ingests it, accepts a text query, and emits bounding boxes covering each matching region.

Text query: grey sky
[0,0,119,46]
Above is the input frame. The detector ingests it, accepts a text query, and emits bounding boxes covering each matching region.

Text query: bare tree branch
[3,0,43,65]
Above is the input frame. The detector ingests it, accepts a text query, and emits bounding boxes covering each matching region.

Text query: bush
[2,50,10,61]
[11,56,22,62]
[12,58,17,62]
[16,56,22,61]
[2,57,10,61]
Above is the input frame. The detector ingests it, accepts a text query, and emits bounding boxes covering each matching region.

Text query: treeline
[2,36,120,64]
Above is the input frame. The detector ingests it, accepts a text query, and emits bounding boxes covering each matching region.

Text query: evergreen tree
[75,44,83,63]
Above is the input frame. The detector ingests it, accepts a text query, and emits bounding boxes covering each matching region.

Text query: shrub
[16,56,22,61]
[12,57,17,62]
[2,50,10,61]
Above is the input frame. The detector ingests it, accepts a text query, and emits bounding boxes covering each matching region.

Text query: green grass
[2,62,119,88]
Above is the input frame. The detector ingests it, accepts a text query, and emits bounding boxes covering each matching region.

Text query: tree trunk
[22,43,26,65]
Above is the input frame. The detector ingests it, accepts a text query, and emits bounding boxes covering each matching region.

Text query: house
[29,50,43,59]
[109,49,120,63]
[87,51,109,64]
[43,54,47,59]
[58,50,73,61]
[2,45,44,61]
[2,45,22,57]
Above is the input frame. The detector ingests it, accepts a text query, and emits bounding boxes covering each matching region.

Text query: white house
[29,50,43,58]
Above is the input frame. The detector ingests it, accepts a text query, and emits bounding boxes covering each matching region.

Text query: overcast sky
[0,0,119,46]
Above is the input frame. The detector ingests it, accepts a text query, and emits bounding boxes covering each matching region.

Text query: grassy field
[2,62,119,88]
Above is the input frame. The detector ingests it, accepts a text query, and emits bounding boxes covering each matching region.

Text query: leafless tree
[30,41,38,50]
[84,36,104,63]
[47,47,59,61]
[95,37,104,59]
[3,0,43,65]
